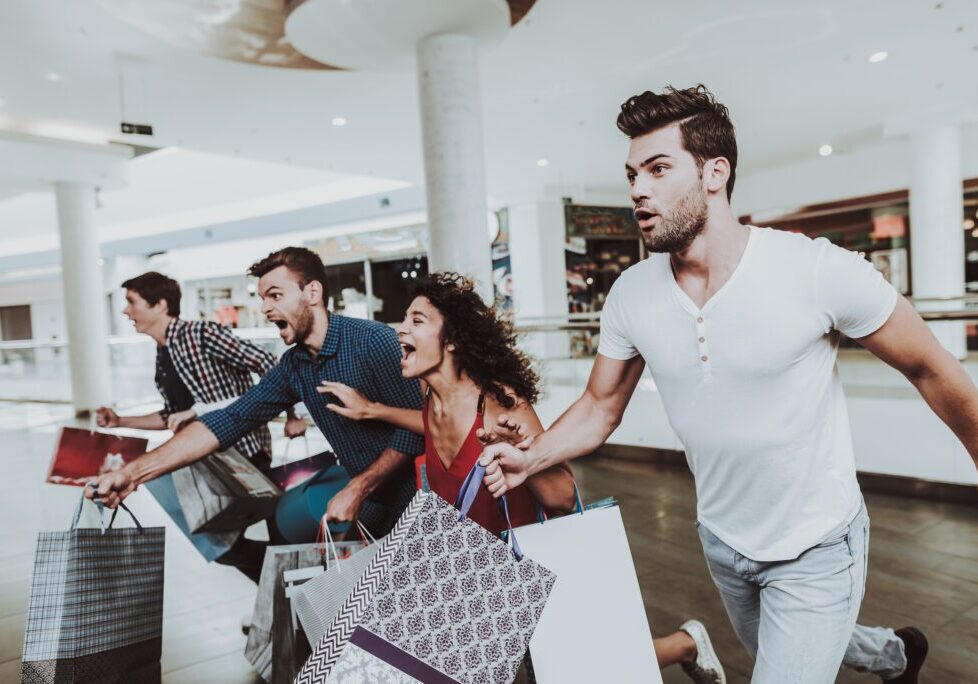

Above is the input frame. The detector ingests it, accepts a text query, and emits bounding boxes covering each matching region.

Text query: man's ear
[704,157,731,196]
[304,280,324,306]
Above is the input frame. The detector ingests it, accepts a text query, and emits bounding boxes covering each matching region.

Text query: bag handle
[454,461,523,561]
[535,479,584,523]
[72,484,144,534]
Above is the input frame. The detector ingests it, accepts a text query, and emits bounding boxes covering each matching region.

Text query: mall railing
[2,299,978,403]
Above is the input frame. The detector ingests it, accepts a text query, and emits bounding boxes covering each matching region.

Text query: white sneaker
[679,619,726,684]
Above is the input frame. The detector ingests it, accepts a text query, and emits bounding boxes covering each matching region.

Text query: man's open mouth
[272,320,288,330]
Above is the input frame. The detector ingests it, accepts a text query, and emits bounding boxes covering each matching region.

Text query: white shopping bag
[513,501,662,684]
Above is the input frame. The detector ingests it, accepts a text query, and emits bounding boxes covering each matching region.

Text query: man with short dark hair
[92,248,424,536]
[480,86,974,682]
[96,270,307,582]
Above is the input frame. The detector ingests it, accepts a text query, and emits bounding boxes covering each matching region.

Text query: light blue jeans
[697,502,907,683]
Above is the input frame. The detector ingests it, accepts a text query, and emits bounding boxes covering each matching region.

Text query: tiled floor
[1,401,976,683]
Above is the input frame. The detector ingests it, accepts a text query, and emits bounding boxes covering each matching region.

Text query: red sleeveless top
[421,391,538,535]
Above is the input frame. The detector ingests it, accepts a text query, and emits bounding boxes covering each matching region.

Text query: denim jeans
[697,502,907,682]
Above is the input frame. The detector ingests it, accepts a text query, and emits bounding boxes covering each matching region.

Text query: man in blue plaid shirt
[92,248,424,535]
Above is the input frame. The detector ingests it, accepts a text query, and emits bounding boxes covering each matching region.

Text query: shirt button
[698,337,705,343]
[696,317,704,324]
[701,355,709,362]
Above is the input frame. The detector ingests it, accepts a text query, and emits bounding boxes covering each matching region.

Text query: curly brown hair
[411,272,539,409]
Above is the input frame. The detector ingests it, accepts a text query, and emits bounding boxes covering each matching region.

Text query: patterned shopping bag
[20,488,165,683]
[296,463,556,684]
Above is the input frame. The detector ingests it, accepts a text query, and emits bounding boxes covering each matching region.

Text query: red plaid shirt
[157,319,277,460]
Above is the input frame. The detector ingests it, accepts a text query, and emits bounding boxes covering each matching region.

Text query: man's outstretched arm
[858,296,978,477]
[88,421,220,508]
[480,353,646,496]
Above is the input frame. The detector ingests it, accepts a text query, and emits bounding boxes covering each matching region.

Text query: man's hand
[325,480,367,523]
[479,443,533,498]
[318,381,375,421]
[284,416,308,438]
[95,406,120,428]
[167,409,197,433]
[86,468,136,509]
[476,413,532,447]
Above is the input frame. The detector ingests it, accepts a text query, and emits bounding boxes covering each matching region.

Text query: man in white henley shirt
[481,86,978,683]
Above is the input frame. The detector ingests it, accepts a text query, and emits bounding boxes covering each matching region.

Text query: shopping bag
[265,437,337,492]
[290,523,382,649]
[172,447,281,533]
[513,494,661,683]
[245,541,367,684]
[21,486,165,683]
[46,425,147,485]
[143,472,240,562]
[296,462,556,684]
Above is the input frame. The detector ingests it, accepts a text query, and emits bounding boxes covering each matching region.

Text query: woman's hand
[318,381,376,421]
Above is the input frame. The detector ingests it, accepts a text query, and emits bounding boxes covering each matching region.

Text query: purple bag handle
[454,462,524,561]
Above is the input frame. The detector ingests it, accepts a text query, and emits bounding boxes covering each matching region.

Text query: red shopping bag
[46,426,148,486]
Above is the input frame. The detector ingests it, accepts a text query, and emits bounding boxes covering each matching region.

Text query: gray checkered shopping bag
[20,488,165,683]
[172,447,281,534]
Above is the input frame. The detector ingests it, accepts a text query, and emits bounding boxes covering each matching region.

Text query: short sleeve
[814,239,898,338]
[596,279,639,360]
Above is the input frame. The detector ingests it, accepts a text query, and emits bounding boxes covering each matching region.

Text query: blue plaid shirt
[200,313,424,529]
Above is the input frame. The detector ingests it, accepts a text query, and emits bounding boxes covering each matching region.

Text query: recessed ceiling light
[868,51,888,63]
[45,72,62,82]
[331,117,347,127]
[819,144,833,157]
[536,159,549,167]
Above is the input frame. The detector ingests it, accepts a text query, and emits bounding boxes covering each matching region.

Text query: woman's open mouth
[400,342,416,364]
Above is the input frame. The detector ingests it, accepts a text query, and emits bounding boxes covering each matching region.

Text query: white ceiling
[0,0,976,242]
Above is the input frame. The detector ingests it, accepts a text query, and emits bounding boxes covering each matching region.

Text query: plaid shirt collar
[162,317,185,346]
[296,312,342,363]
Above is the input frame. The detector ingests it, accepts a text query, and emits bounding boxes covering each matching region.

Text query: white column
[417,33,493,302]
[54,182,112,415]
[508,200,568,359]
[909,126,965,358]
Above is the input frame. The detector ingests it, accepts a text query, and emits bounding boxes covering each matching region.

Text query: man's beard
[641,183,708,253]
[289,305,315,343]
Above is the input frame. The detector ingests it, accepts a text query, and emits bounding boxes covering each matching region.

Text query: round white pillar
[417,33,494,302]
[909,126,966,358]
[54,182,112,415]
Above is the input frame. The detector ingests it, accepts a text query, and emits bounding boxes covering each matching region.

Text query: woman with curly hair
[318,272,727,679]
[319,271,577,532]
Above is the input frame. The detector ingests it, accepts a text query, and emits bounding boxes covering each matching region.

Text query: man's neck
[301,309,330,358]
[670,209,749,280]
[149,317,175,346]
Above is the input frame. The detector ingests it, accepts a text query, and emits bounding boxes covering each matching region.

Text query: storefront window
[371,256,429,323]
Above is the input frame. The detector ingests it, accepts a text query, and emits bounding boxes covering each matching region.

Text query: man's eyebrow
[626,153,672,173]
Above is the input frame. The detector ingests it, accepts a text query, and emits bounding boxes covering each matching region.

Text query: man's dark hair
[121,272,181,317]
[617,84,738,200]
[248,246,330,301]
